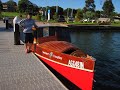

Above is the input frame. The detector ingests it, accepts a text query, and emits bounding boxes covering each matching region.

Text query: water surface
[70,31,120,90]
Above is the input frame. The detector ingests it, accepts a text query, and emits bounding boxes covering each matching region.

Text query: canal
[70,30,120,90]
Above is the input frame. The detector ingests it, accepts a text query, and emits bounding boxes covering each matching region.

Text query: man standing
[19,13,38,53]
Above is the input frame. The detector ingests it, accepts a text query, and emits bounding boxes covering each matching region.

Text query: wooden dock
[0,21,67,90]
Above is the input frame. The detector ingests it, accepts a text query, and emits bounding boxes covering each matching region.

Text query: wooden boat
[31,26,95,90]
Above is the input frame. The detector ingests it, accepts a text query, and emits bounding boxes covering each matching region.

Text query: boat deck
[0,21,67,90]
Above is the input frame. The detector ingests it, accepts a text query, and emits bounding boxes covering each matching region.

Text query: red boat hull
[31,27,95,90]
[35,53,94,90]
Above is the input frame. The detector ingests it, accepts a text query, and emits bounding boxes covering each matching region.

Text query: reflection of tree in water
[43,27,49,37]
[71,31,99,53]
[99,32,113,55]
[56,27,71,42]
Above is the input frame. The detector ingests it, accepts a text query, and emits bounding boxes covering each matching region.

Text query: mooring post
[14,24,20,45]
[5,17,9,29]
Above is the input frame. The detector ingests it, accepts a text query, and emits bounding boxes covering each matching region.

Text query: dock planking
[0,21,67,90]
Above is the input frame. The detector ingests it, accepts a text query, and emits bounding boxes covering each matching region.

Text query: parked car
[82,19,89,23]
[57,15,66,22]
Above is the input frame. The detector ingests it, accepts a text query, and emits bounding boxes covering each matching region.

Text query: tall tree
[83,0,96,20]
[64,8,77,18]
[64,8,72,17]
[0,0,3,11]
[6,0,17,12]
[95,10,101,18]
[0,0,2,19]
[53,12,58,20]
[48,6,63,19]
[75,9,83,21]
[84,11,95,19]
[102,0,115,18]
[57,6,64,15]
[6,0,17,6]
[84,0,96,12]
[18,0,39,14]
[18,0,29,12]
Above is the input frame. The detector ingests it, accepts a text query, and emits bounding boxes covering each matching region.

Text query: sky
[2,0,120,13]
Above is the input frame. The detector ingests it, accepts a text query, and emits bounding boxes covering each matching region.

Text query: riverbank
[35,21,120,31]
[68,24,120,31]
[1,12,120,27]
[1,18,120,32]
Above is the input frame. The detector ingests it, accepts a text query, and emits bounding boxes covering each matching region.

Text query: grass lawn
[1,12,21,18]
[111,22,120,26]
[66,21,97,25]
[67,21,120,26]
[1,12,36,19]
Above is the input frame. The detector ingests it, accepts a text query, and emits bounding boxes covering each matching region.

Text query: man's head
[27,13,32,19]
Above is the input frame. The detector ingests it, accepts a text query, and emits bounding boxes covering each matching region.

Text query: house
[2,3,17,12]
[113,16,120,22]
[97,18,111,24]
[2,3,8,11]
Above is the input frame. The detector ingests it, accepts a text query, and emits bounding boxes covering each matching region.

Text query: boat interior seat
[70,50,87,58]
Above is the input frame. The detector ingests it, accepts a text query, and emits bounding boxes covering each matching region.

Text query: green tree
[18,0,33,13]
[40,7,47,20]
[0,0,3,11]
[53,12,58,21]
[18,0,39,14]
[32,5,39,15]
[84,11,95,20]
[47,6,63,19]
[49,6,56,19]
[64,8,72,17]
[18,0,29,13]
[83,0,96,20]
[57,6,64,15]
[64,8,77,18]
[84,0,96,12]
[36,13,42,21]
[95,10,101,18]
[26,1,39,14]
[6,0,17,6]
[102,0,115,18]
[0,0,2,19]
[75,9,83,21]
[6,0,17,12]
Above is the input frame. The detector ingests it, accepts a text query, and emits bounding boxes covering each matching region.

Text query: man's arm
[18,19,26,28]
[33,20,38,28]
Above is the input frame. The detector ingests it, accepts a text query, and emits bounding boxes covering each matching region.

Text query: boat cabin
[35,26,71,44]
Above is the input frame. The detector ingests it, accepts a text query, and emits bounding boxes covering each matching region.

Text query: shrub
[36,13,42,21]
[0,12,2,19]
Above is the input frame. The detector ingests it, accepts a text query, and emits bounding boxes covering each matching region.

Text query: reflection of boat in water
[31,26,95,90]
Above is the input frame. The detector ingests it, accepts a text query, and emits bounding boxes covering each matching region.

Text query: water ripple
[70,31,120,90]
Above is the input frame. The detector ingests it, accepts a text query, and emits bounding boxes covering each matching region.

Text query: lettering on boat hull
[42,51,62,60]
[68,60,84,69]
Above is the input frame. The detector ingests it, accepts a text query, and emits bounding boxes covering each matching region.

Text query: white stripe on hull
[35,53,94,72]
